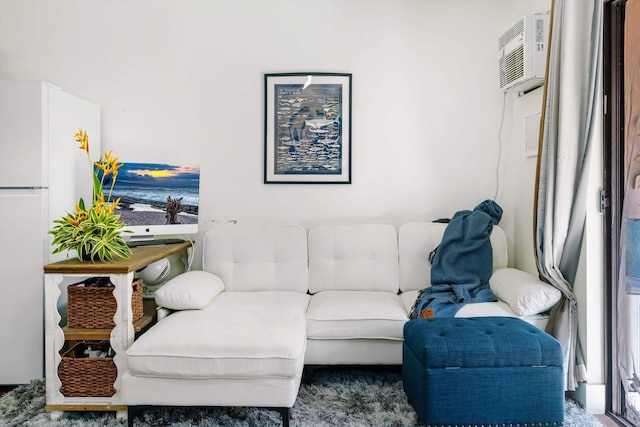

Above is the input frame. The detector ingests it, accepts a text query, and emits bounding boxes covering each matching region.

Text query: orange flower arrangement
[49,129,132,262]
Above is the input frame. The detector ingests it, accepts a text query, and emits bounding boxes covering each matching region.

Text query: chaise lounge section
[123,226,311,426]
[123,222,563,425]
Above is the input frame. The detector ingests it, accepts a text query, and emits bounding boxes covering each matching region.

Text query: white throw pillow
[490,268,562,316]
[154,270,224,310]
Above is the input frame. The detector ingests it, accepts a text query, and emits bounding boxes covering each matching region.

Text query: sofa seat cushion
[399,290,518,317]
[306,291,407,340]
[127,291,310,379]
[399,290,550,330]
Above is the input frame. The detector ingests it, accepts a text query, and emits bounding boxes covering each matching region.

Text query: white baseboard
[573,383,606,414]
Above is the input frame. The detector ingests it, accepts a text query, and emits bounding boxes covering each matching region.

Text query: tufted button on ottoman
[402,317,564,427]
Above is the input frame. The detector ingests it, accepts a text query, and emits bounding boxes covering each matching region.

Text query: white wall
[500,88,545,275]
[0,0,549,265]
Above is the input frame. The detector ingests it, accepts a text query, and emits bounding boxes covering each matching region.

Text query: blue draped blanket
[409,200,503,319]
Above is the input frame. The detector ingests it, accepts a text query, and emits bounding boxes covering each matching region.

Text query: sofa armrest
[490,268,562,316]
[154,270,225,311]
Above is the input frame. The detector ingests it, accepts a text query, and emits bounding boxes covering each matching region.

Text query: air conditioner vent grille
[498,17,524,50]
[498,13,548,92]
[499,44,525,89]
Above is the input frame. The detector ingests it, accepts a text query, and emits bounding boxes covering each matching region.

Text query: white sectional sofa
[122,222,562,426]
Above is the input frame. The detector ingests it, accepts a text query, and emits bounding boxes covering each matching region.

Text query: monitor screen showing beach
[102,162,200,227]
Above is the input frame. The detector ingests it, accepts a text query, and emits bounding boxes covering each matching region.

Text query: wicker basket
[67,277,143,329]
[59,342,116,397]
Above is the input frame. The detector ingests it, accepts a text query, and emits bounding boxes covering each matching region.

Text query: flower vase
[79,248,94,262]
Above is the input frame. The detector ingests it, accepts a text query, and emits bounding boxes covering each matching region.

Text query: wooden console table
[43,242,192,421]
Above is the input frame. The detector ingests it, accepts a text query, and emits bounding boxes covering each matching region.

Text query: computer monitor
[102,162,200,240]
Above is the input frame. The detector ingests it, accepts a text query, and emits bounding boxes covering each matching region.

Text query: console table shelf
[43,242,192,421]
[44,242,191,274]
[62,299,157,343]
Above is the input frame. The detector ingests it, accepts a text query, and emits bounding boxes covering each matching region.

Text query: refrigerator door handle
[0,186,47,190]
[0,187,47,197]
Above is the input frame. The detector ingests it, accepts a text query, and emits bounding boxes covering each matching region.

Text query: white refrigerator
[0,81,100,384]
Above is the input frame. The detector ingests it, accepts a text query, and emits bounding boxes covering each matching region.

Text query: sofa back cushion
[308,224,399,294]
[202,225,309,292]
[398,222,508,293]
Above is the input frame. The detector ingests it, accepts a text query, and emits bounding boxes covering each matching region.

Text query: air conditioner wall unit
[498,13,550,93]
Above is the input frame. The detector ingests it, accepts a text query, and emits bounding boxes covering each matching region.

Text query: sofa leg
[127,406,135,427]
[127,405,151,427]
[271,407,290,427]
[303,364,322,383]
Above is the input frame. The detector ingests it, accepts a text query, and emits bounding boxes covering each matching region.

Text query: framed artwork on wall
[264,72,352,184]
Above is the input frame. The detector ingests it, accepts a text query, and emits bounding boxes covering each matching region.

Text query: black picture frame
[264,72,352,184]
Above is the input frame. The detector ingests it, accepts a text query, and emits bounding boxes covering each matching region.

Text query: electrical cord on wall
[181,234,195,272]
[493,91,507,201]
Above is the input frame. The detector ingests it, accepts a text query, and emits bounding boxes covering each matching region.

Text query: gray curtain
[534,0,602,391]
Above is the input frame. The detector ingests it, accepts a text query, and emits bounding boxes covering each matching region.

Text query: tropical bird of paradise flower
[49,129,131,262]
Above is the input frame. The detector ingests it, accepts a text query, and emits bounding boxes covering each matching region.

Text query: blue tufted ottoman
[403,317,564,427]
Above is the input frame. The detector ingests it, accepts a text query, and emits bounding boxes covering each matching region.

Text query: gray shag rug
[0,369,603,427]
